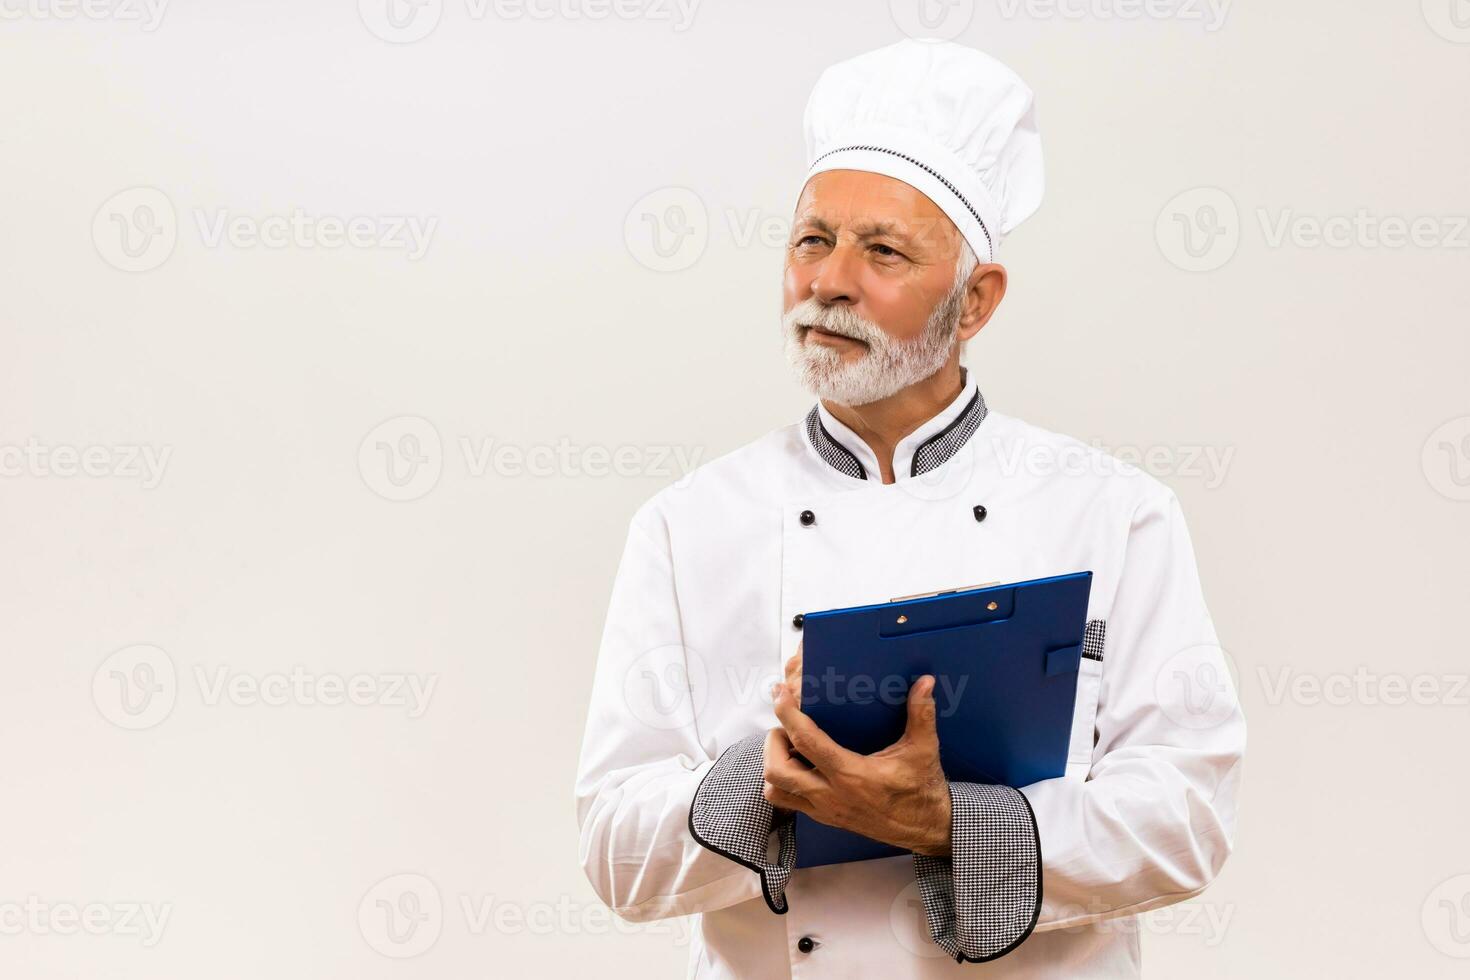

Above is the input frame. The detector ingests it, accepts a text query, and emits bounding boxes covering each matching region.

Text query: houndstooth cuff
[688,733,797,914]
[912,783,1042,962]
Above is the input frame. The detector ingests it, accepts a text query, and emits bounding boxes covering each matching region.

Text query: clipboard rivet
[896,614,908,624]
[792,613,804,629]
[987,601,999,611]
[799,509,816,527]
[973,504,988,523]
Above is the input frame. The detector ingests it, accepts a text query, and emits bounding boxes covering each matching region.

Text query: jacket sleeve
[1024,487,1246,929]
[575,499,777,921]
[913,487,1246,957]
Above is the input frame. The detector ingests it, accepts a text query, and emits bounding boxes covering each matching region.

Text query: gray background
[3,0,1469,976]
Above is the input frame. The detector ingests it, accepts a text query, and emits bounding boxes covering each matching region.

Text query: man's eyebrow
[849,219,909,240]
[792,215,837,237]
[791,216,922,241]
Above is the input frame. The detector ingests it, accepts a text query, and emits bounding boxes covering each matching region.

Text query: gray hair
[954,238,979,291]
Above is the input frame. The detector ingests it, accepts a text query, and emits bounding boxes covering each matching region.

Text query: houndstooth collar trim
[802,367,988,481]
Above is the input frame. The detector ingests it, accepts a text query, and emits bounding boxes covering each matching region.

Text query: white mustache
[784,299,885,346]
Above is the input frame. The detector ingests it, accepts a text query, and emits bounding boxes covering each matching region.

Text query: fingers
[761,782,809,814]
[765,737,830,797]
[771,680,856,775]
[762,727,793,770]
[902,674,940,750]
[763,726,825,810]
[783,641,803,698]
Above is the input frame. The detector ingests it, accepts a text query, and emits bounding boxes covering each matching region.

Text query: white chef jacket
[575,369,1245,978]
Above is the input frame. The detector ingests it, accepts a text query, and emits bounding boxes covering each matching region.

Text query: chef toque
[801,39,1045,263]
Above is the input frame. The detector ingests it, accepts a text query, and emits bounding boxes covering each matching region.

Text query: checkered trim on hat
[688,734,798,914]
[911,387,988,477]
[804,406,867,480]
[1082,618,1106,663]
[912,783,1041,962]
[810,144,994,258]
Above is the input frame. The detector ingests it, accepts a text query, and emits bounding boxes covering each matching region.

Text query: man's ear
[956,263,1008,342]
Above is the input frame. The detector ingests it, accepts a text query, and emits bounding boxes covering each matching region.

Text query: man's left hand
[764,672,953,857]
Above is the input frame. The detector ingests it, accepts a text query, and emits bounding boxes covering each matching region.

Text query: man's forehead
[794,170,958,242]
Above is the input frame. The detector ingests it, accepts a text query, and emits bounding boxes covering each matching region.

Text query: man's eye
[795,235,827,247]
[871,244,903,258]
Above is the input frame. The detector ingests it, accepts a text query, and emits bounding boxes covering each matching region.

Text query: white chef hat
[801,39,1044,264]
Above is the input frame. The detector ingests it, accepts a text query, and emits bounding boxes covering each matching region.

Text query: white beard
[782,273,967,407]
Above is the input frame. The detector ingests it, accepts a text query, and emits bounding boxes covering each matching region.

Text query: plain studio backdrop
[3,1,1469,977]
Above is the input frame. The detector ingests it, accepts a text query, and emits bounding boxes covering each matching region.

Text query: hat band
[809,143,994,260]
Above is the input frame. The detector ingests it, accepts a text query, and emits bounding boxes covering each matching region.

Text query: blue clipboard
[793,571,1093,868]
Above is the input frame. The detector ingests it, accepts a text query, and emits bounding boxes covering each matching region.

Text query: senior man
[576,40,1244,977]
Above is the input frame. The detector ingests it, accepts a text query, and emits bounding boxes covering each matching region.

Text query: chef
[575,39,1245,978]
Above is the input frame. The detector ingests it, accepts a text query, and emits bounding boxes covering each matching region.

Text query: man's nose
[810,243,862,306]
